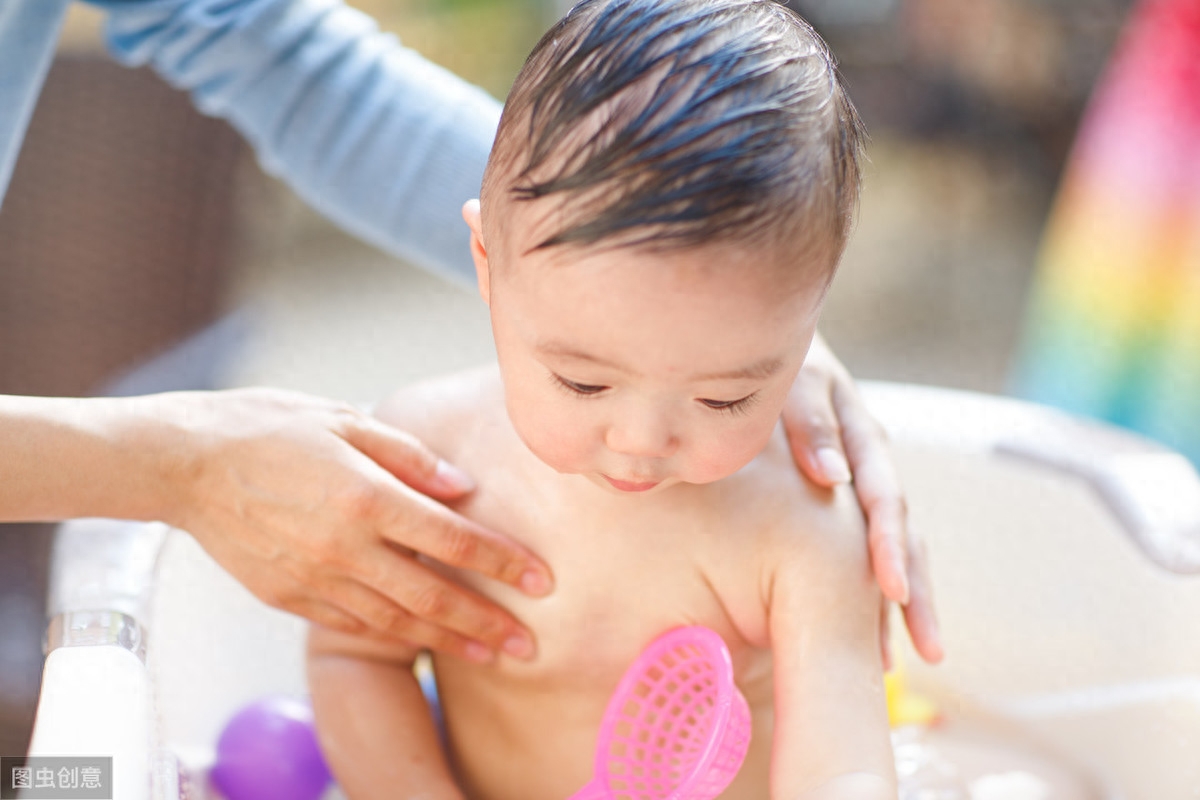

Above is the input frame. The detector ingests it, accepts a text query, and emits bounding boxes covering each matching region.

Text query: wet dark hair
[483,0,866,268]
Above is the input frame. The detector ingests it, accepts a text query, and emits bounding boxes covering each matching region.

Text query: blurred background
[0,0,1137,757]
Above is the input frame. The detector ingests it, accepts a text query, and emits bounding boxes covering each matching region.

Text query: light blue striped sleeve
[87,0,503,287]
[0,0,70,208]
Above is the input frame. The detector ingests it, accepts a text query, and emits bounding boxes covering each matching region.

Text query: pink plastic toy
[569,626,752,800]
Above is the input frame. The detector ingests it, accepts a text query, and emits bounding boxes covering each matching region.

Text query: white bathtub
[29,382,1200,800]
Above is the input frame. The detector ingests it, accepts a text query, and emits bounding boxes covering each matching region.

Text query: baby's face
[465,199,826,496]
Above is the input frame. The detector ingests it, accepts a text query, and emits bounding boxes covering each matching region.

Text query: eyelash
[552,374,608,397]
[699,393,760,417]
[552,373,759,417]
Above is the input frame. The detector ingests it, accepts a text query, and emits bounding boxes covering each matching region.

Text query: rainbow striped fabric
[1011,0,1200,465]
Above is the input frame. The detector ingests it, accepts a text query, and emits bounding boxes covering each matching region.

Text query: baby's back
[375,367,869,800]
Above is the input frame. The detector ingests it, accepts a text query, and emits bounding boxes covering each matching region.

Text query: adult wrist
[122,392,209,529]
[92,393,202,526]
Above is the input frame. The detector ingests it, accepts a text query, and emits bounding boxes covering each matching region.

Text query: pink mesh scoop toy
[568,626,752,800]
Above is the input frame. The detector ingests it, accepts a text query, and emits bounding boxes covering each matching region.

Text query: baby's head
[466,0,865,495]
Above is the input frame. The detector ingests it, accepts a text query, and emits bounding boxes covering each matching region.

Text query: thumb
[344,416,476,500]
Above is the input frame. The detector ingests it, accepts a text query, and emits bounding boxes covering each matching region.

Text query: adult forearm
[0,394,180,523]
[0,0,69,206]
[88,0,500,286]
[0,386,549,659]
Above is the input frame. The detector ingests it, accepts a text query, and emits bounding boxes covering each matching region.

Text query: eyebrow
[693,358,784,382]
[536,341,784,382]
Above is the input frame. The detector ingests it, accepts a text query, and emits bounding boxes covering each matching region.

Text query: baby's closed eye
[698,393,760,416]
[552,374,608,396]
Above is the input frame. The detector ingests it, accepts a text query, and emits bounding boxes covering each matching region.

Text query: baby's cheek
[509,399,595,474]
[686,418,780,483]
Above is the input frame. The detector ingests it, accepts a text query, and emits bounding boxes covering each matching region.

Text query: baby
[307,1,896,798]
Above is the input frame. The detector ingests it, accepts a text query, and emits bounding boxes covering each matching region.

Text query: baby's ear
[462,199,491,306]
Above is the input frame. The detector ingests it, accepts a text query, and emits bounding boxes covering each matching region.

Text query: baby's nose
[604,415,679,459]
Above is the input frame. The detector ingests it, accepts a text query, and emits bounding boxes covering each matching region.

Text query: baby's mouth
[602,475,661,493]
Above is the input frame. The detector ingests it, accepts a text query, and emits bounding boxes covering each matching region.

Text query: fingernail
[816,447,851,484]
[503,633,535,660]
[465,642,494,664]
[926,634,946,664]
[434,459,475,493]
[520,569,552,596]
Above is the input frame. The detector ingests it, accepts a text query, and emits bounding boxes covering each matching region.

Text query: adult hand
[780,334,943,664]
[140,388,551,664]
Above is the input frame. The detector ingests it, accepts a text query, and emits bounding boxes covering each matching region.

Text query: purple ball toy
[211,696,333,800]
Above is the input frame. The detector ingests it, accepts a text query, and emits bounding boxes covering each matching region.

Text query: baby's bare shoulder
[714,427,869,577]
[700,427,872,643]
[748,433,879,643]
[372,365,504,463]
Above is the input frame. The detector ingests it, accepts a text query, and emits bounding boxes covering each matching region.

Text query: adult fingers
[781,361,852,488]
[344,418,554,597]
[213,527,529,662]
[285,596,368,637]
[879,600,893,672]
[900,535,944,664]
[835,382,910,606]
[192,535,369,637]
[344,413,476,501]
[352,540,537,660]
[328,577,502,665]
[374,478,554,598]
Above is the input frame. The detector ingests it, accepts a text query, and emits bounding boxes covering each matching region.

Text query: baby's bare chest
[442,471,772,685]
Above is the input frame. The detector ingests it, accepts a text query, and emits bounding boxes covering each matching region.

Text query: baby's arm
[307,627,464,800]
[768,487,897,800]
